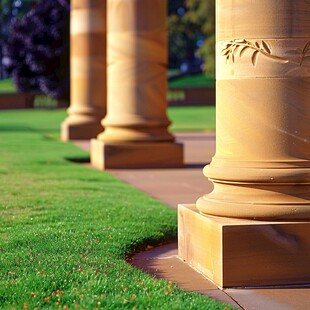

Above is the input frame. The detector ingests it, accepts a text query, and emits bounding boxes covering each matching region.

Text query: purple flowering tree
[4,0,70,100]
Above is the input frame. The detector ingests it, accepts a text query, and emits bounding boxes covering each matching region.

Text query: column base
[90,139,183,169]
[178,204,310,288]
[61,121,104,141]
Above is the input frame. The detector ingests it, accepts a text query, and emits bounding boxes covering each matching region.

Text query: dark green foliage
[168,0,185,15]
[168,0,215,75]
[185,0,215,75]
[168,0,201,69]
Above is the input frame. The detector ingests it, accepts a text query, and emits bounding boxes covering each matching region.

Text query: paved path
[74,132,310,310]
[107,132,215,209]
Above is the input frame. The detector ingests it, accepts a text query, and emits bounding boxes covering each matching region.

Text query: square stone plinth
[90,139,183,169]
[178,204,310,288]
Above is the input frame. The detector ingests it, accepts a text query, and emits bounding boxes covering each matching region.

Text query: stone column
[61,0,106,140]
[178,0,310,288]
[90,0,183,169]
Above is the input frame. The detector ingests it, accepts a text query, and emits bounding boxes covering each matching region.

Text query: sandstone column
[90,0,183,169]
[61,0,106,140]
[179,0,310,288]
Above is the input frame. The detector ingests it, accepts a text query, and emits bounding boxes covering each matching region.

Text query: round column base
[197,181,310,220]
[97,126,175,143]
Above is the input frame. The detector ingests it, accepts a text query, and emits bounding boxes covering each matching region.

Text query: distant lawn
[0,110,230,309]
[168,106,215,132]
[0,79,16,93]
[169,74,215,88]
[0,75,215,94]
[0,76,214,131]
[0,105,215,132]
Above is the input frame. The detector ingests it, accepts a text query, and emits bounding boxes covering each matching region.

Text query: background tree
[168,0,198,69]
[185,0,215,75]
[0,0,37,79]
[168,0,215,76]
[4,0,70,100]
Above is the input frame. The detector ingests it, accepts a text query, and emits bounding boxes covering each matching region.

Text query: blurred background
[0,0,215,107]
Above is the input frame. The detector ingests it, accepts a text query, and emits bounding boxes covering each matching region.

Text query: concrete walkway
[74,132,310,310]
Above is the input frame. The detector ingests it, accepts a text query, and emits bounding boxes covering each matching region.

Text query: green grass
[0,79,17,93]
[167,69,181,77]
[0,110,229,309]
[0,74,215,95]
[169,74,215,88]
[34,95,59,109]
[168,106,215,131]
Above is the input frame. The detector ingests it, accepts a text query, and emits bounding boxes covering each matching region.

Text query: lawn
[0,79,16,93]
[168,74,215,88]
[0,75,215,93]
[168,106,215,131]
[0,110,229,309]
[0,105,216,133]
[0,79,216,130]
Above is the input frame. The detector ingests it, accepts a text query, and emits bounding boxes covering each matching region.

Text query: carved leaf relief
[251,51,259,66]
[286,41,310,66]
[301,41,310,66]
[262,40,271,54]
[239,46,250,58]
[221,39,290,67]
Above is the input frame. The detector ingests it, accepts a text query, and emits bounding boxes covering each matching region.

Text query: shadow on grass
[65,156,90,164]
[65,159,208,170]
[0,125,60,140]
[0,125,34,132]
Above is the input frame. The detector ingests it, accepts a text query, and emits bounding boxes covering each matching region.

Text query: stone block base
[90,139,183,169]
[61,122,103,141]
[178,204,310,288]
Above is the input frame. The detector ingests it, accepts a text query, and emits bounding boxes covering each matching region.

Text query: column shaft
[61,0,106,140]
[91,0,183,169]
[98,0,172,142]
[197,0,310,220]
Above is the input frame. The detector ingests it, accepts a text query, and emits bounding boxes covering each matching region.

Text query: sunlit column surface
[197,0,310,220]
[178,0,310,288]
[61,0,106,140]
[90,0,183,169]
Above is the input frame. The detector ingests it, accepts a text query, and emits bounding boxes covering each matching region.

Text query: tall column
[178,0,310,288]
[61,0,106,141]
[90,0,183,169]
